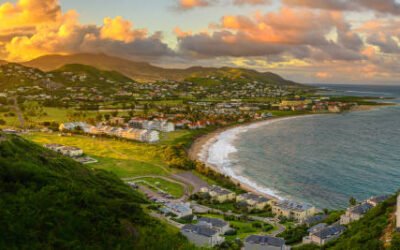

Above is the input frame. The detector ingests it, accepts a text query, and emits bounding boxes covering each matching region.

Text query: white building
[161,202,192,218]
[303,224,346,246]
[197,217,230,234]
[340,203,373,225]
[181,224,224,247]
[397,194,400,231]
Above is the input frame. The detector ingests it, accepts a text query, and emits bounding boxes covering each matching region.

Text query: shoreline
[189,115,314,201]
[188,103,397,203]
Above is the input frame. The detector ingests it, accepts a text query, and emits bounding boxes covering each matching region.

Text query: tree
[349,196,357,206]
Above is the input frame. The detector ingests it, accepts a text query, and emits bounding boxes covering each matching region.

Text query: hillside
[23,53,299,85]
[0,133,194,250]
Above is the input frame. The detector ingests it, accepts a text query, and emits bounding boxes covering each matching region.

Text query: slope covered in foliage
[0,133,194,250]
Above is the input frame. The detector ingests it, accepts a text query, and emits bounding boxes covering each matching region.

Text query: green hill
[23,53,300,85]
[0,133,194,250]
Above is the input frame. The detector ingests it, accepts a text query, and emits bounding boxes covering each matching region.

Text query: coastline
[189,115,313,201]
[188,104,397,203]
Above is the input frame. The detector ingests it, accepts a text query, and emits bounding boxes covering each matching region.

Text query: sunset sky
[0,0,400,84]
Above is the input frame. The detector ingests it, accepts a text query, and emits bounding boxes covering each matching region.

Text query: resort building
[160,202,192,219]
[303,224,346,246]
[366,195,390,207]
[272,200,317,222]
[59,146,84,157]
[59,122,91,133]
[303,214,328,227]
[180,224,224,247]
[197,217,230,234]
[129,118,175,132]
[200,185,236,203]
[236,193,271,210]
[244,235,289,250]
[44,144,83,157]
[397,194,400,231]
[340,203,374,225]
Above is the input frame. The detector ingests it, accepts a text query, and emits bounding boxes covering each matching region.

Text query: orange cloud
[177,0,212,10]
[100,16,147,43]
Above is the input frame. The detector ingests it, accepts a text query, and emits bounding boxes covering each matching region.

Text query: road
[11,97,25,128]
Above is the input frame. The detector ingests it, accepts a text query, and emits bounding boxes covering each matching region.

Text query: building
[198,217,230,234]
[303,224,346,246]
[59,146,84,157]
[236,193,271,210]
[200,185,236,203]
[109,117,125,125]
[366,195,390,207]
[44,144,83,158]
[181,224,224,247]
[303,214,328,227]
[160,202,192,218]
[272,200,317,222]
[244,235,289,250]
[59,122,91,133]
[396,194,400,231]
[340,203,373,225]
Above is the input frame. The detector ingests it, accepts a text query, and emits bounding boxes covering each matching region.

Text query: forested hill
[0,133,194,250]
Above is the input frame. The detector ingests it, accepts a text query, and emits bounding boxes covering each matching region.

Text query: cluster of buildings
[180,217,230,247]
[279,98,356,113]
[199,185,318,222]
[340,195,389,225]
[303,223,346,246]
[129,118,175,132]
[59,122,160,143]
[44,143,97,164]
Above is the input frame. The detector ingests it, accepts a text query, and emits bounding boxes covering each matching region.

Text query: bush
[0,119,6,125]
[277,225,308,244]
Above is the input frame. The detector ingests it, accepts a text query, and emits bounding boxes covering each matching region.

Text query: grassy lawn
[23,132,171,178]
[135,177,185,198]
[201,214,275,241]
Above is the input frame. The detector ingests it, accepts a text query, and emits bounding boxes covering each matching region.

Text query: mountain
[0,133,194,250]
[23,53,299,85]
[23,53,186,82]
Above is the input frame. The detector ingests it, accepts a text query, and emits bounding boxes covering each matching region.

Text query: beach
[189,116,310,201]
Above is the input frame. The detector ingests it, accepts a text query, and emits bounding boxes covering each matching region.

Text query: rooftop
[198,217,228,228]
[276,200,314,212]
[350,203,374,215]
[313,225,346,240]
[181,224,218,237]
[245,235,285,247]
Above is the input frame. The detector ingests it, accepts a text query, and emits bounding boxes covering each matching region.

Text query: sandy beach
[188,117,307,201]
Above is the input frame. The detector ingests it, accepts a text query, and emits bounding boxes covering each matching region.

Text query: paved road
[11,97,25,128]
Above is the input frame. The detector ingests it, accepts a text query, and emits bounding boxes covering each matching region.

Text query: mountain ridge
[22,53,298,85]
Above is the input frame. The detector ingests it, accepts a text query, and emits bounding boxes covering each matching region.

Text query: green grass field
[135,177,185,198]
[23,132,172,178]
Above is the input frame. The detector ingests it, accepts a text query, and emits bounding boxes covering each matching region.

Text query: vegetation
[0,133,195,249]
[326,195,397,250]
[277,224,308,245]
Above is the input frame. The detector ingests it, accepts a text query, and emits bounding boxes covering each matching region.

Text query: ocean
[204,84,400,209]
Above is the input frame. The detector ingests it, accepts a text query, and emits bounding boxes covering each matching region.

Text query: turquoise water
[226,85,400,209]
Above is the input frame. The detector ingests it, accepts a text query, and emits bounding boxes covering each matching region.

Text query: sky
[0,0,400,84]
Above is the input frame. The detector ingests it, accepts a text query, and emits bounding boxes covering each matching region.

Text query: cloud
[233,0,271,6]
[0,1,174,62]
[282,0,400,15]
[177,7,365,61]
[175,0,215,10]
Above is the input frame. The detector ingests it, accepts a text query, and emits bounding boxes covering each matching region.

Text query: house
[160,202,192,218]
[236,193,271,210]
[303,224,346,246]
[340,203,373,225]
[366,195,390,207]
[396,194,400,231]
[303,214,328,226]
[59,146,84,157]
[200,185,236,203]
[59,122,91,133]
[110,117,125,125]
[272,200,317,222]
[244,235,289,250]
[44,144,65,153]
[198,217,230,234]
[181,224,224,247]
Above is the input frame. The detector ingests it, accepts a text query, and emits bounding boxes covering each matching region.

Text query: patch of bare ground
[381,210,396,248]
